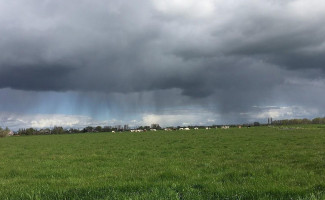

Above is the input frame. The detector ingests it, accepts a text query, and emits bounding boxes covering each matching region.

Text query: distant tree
[18,128,38,135]
[301,118,311,124]
[95,126,102,132]
[52,126,64,134]
[39,128,51,134]
[83,126,94,133]
[291,119,300,125]
[253,122,260,126]
[68,128,80,133]
[270,117,325,125]
[17,129,24,135]
[151,124,161,129]
[102,126,112,132]
[28,128,37,135]
[312,117,325,124]
[0,127,10,138]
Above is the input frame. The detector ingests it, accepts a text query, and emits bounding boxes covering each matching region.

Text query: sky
[1,0,325,130]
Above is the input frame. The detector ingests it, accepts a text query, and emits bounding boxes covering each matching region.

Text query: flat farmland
[0,126,325,199]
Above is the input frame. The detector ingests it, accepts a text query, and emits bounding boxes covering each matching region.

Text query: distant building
[124,124,129,130]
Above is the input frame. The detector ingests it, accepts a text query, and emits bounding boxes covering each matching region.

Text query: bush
[0,127,10,138]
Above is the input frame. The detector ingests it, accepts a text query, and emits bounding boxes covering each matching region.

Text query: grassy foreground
[0,126,325,199]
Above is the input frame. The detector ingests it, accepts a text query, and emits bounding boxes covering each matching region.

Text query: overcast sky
[1,0,325,130]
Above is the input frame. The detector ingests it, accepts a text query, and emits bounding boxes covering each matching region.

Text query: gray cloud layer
[1,0,325,122]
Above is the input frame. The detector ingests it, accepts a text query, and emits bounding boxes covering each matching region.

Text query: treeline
[272,117,325,125]
[16,126,129,136]
[17,126,71,135]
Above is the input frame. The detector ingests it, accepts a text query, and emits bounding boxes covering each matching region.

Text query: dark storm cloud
[0,64,75,91]
[1,0,325,119]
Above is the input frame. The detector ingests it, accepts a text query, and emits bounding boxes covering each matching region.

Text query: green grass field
[1,126,325,199]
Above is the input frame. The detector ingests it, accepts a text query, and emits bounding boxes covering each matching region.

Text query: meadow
[0,126,325,199]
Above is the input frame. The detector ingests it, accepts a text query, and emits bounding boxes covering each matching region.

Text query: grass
[0,126,325,199]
